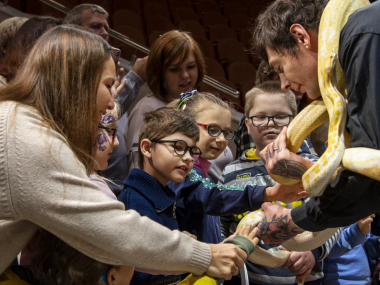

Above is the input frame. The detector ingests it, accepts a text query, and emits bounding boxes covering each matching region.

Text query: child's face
[245,94,293,153]
[101,266,134,285]
[113,266,134,285]
[148,132,197,185]
[196,105,231,160]
[93,122,119,171]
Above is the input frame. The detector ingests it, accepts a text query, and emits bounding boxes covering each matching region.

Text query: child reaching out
[219,81,341,285]
[118,107,258,285]
[167,91,308,245]
[92,107,135,285]
[118,107,201,285]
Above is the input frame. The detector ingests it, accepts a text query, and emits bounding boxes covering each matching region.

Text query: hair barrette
[177,90,199,110]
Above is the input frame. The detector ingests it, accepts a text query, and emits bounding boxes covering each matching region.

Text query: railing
[37,0,240,98]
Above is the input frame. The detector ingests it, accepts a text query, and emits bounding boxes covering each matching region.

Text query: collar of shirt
[194,157,212,178]
[124,168,176,211]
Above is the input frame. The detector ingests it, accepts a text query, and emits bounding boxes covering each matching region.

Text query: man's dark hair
[138,107,200,169]
[252,0,329,63]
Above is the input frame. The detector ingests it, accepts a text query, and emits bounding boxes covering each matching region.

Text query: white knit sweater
[0,101,211,274]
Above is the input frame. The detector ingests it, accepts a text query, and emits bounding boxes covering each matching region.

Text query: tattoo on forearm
[258,214,303,245]
[271,159,308,180]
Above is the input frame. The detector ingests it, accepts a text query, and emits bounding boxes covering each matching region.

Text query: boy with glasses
[219,81,339,285]
[118,107,202,285]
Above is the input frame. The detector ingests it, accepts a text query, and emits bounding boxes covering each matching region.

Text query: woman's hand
[206,243,247,280]
[259,127,314,181]
[255,202,304,246]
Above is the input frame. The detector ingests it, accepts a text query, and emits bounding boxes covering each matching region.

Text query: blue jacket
[168,165,265,244]
[323,223,370,285]
[118,168,180,285]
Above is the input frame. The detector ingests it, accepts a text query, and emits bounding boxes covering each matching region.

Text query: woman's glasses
[248,114,293,127]
[154,140,202,161]
[197,123,236,140]
[98,124,117,143]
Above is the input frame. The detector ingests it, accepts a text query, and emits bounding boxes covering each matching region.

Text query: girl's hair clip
[177,89,199,110]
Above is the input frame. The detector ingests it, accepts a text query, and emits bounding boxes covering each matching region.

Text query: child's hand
[357,214,375,236]
[282,251,316,280]
[182,231,197,240]
[264,182,308,203]
[235,226,259,247]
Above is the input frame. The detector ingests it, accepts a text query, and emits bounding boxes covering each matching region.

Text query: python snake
[237,0,374,279]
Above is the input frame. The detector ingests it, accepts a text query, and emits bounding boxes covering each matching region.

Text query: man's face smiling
[266,25,321,100]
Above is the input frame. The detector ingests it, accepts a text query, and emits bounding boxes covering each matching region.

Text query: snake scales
[237,0,373,276]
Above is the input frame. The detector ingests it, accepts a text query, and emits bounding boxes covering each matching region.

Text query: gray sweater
[0,101,211,275]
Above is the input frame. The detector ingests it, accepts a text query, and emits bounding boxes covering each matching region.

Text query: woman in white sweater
[0,25,246,279]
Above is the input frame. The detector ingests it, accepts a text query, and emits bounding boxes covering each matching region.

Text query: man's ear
[140,139,153,159]
[245,117,251,136]
[289,24,312,50]
[107,268,117,285]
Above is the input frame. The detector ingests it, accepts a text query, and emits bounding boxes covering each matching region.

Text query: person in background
[124,30,204,176]
[0,17,27,67]
[0,16,64,85]
[65,3,148,195]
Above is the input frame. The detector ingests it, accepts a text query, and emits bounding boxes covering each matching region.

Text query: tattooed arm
[259,127,314,181]
[255,202,304,245]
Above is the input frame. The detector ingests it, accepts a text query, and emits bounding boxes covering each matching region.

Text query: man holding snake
[252,0,380,245]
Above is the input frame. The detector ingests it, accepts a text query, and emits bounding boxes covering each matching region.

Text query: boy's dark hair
[252,0,329,63]
[31,230,112,285]
[138,107,200,169]
[245,81,297,118]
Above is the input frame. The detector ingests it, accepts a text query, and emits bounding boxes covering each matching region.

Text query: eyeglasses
[154,140,202,162]
[197,123,236,140]
[98,124,117,143]
[248,114,293,127]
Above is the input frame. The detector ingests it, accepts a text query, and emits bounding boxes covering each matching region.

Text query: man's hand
[283,251,315,280]
[259,127,314,181]
[132,56,148,81]
[255,202,304,246]
[206,244,246,280]
[114,62,127,98]
[264,182,308,203]
[357,214,375,236]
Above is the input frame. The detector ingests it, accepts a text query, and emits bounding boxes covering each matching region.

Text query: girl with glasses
[167,92,304,245]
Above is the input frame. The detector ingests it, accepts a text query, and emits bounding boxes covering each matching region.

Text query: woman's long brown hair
[0,25,111,173]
